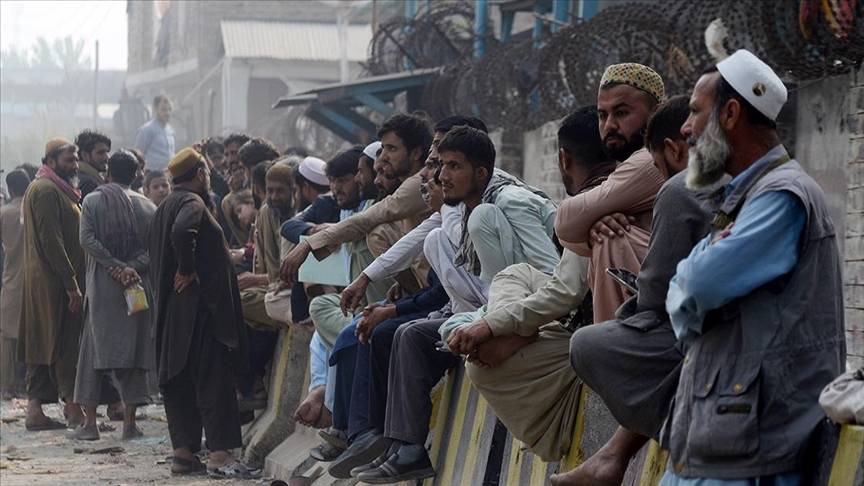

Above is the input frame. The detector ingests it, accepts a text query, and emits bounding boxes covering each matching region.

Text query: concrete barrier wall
[262,345,864,485]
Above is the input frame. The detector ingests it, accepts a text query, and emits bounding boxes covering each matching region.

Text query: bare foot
[65,402,85,429]
[472,335,536,368]
[294,386,325,428]
[549,448,627,486]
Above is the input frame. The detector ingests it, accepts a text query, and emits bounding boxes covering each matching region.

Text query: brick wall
[846,66,864,369]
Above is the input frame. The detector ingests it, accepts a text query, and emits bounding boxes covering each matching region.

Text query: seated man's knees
[308,294,336,321]
[465,361,491,387]
[491,263,532,286]
[569,325,602,376]
[422,227,445,258]
[466,203,501,235]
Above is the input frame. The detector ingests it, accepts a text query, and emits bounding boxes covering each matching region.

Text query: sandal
[25,418,67,431]
[170,456,206,475]
[207,461,261,480]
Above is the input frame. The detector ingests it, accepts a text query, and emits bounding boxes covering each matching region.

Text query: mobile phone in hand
[606,267,638,294]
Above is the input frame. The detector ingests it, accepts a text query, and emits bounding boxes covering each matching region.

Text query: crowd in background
[0,49,851,485]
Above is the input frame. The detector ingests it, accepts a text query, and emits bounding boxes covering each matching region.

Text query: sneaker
[356,444,435,484]
[350,441,399,478]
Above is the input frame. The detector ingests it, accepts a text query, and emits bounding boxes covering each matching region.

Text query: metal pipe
[552,0,570,32]
[474,0,487,58]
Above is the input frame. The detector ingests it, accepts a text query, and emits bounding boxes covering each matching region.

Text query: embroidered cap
[599,63,665,102]
[716,49,787,121]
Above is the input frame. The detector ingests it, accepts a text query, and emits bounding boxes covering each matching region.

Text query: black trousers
[161,314,242,453]
[384,318,459,445]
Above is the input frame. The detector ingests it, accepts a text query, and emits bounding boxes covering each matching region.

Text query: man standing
[19,138,86,430]
[135,95,175,170]
[1,169,31,399]
[150,148,252,478]
[660,50,844,485]
[74,129,111,198]
[70,150,156,441]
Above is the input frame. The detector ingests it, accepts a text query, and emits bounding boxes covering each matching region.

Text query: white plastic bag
[819,368,864,425]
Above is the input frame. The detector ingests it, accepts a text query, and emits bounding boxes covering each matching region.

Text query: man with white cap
[553,51,845,486]
[655,49,845,485]
[357,141,382,202]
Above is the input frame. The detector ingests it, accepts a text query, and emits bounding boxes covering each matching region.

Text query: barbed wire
[366,0,863,132]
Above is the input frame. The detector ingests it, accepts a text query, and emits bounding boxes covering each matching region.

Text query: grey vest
[661,160,846,478]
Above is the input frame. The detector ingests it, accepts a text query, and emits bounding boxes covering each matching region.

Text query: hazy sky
[1,0,128,70]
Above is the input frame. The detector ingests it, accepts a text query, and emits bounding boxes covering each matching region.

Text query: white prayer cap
[716,49,787,122]
[363,141,382,160]
[298,156,329,186]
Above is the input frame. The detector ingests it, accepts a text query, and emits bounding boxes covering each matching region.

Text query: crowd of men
[0,48,846,485]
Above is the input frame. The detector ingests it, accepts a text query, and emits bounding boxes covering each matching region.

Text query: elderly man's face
[681,72,720,145]
[682,72,733,189]
[266,179,293,218]
[597,84,654,161]
[51,147,80,182]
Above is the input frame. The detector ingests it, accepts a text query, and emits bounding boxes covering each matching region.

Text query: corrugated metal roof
[220,20,372,62]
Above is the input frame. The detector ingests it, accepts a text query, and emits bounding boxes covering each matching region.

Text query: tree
[53,37,90,71]
[30,37,56,68]
[0,36,91,71]
[0,45,31,69]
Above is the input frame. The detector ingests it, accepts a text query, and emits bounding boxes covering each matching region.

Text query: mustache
[603,134,626,144]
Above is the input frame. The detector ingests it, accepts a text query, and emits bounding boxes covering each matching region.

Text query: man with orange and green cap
[19,138,86,430]
[149,147,255,478]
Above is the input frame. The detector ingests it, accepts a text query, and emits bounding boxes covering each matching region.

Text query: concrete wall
[843,67,864,370]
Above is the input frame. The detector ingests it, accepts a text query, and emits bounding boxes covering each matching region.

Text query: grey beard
[686,112,731,189]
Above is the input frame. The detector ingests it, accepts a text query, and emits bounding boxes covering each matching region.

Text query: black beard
[602,131,645,162]
[269,202,293,223]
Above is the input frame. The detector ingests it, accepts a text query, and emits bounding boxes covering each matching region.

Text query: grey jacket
[661,160,846,478]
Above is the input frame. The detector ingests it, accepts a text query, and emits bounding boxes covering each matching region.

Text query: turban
[44,137,74,157]
[599,63,665,102]
[266,162,294,186]
[168,147,205,179]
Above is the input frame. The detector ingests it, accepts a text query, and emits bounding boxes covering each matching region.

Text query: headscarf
[454,169,552,276]
[35,164,80,204]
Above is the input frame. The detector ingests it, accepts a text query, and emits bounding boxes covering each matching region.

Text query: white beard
[686,111,731,189]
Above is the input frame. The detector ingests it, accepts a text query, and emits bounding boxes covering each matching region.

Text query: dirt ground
[0,398,267,485]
